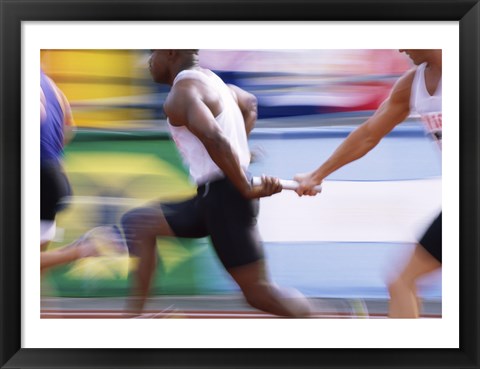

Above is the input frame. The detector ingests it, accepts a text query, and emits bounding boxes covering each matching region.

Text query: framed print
[1,0,479,368]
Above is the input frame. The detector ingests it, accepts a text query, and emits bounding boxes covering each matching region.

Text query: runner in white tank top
[293,49,442,318]
[121,50,312,317]
[168,69,251,185]
[410,62,442,149]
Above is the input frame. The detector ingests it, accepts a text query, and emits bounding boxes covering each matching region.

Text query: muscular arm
[228,84,258,136]
[165,81,276,199]
[295,70,415,192]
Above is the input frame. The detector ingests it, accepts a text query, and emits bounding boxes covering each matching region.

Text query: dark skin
[151,49,281,199]
[126,50,311,317]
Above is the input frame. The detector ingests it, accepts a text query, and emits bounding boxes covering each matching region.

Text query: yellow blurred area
[41,50,137,78]
[41,50,152,128]
[66,255,133,280]
[64,152,195,198]
[64,237,206,281]
[54,151,195,244]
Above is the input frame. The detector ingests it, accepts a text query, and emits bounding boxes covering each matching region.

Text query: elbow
[244,96,258,133]
[245,111,257,133]
[246,114,257,131]
[247,109,257,122]
[246,95,258,117]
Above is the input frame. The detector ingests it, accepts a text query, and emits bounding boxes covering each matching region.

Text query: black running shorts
[419,212,442,263]
[160,176,264,269]
[41,160,72,221]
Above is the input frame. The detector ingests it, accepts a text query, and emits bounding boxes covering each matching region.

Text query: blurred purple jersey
[41,69,65,164]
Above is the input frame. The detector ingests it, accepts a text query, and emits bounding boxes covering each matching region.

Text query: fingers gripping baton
[252,176,323,192]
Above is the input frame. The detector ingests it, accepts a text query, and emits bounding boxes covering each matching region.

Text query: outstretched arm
[295,69,415,196]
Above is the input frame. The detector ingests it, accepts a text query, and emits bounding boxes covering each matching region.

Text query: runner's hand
[294,172,323,196]
[247,175,282,199]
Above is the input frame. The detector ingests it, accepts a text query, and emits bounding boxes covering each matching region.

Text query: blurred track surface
[41,296,441,319]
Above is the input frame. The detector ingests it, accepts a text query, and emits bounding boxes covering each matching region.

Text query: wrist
[311,170,326,184]
[243,182,254,199]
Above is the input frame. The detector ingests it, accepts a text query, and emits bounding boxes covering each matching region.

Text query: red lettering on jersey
[421,113,442,133]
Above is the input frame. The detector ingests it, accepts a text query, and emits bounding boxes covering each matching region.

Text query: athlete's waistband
[196,173,226,188]
[197,172,252,196]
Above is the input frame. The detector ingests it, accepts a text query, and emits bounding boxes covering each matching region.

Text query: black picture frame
[1,0,479,368]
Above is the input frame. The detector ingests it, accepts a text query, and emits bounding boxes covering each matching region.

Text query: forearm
[203,133,252,195]
[243,109,257,136]
[311,125,379,182]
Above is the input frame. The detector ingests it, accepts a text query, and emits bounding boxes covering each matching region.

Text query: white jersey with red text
[410,62,442,150]
[167,69,250,185]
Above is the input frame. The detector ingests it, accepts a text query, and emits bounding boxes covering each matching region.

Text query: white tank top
[410,62,442,150]
[167,69,251,185]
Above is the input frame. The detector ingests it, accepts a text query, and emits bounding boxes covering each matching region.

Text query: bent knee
[388,277,414,296]
[122,207,165,234]
[121,206,170,252]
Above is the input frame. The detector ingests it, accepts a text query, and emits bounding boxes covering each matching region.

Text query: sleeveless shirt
[167,69,251,185]
[41,70,65,164]
[410,62,442,150]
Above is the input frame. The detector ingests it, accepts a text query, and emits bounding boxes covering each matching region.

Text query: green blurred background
[42,50,239,297]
